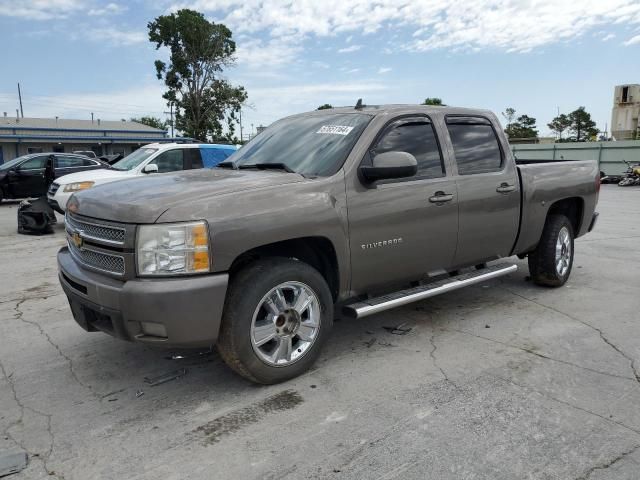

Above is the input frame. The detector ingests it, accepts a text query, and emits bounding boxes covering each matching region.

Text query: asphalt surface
[1,185,639,480]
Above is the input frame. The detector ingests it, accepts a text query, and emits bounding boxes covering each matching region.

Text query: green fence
[510,140,640,174]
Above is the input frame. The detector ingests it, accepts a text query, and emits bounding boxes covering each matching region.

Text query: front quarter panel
[156,174,351,298]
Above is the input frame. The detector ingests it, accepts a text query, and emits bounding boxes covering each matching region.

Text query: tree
[422,98,444,106]
[131,116,167,130]
[505,114,538,139]
[567,106,598,142]
[547,114,571,141]
[502,107,516,126]
[148,9,247,142]
[317,104,333,110]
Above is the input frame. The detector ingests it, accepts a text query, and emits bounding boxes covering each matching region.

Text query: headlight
[136,221,210,276]
[63,181,95,192]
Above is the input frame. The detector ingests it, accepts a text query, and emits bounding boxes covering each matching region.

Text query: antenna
[17,83,24,117]
[355,98,364,110]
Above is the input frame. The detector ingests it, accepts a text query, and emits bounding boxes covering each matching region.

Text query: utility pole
[163,102,175,137]
[17,83,24,117]
[239,108,243,142]
[91,112,94,123]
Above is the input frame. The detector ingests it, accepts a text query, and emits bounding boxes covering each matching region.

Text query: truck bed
[512,160,599,255]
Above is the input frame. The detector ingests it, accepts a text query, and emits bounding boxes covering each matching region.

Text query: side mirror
[360,152,418,182]
[8,168,19,177]
[143,164,159,174]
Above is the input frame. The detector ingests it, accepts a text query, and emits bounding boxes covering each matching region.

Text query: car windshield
[0,155,33,171]
[111,148,158,171]
[225,113,372,177]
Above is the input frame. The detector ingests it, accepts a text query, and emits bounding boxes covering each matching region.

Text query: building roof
[0,116,166,133]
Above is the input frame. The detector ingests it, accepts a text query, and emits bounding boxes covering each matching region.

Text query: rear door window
[371,119,444,180]
[149,149,185,173]
[55,156,85,168]
[446,117,503,175]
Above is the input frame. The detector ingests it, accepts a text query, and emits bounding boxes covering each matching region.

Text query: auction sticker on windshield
[316,125,354,135]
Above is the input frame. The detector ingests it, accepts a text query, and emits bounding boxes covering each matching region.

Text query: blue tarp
[200,144,237,168]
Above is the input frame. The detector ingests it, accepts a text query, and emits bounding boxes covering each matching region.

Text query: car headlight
[63,181,95,193]
[136,221,210,276]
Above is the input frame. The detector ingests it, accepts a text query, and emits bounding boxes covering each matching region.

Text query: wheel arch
[546,197,584,235]
[228,236,341,301]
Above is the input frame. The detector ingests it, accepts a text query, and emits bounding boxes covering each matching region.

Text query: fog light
[140,322,167,338]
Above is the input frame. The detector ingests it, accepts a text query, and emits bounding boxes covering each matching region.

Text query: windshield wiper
[217,161,238,170]
[238,163,296,173]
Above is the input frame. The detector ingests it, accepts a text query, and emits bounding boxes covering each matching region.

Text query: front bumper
[58,247,229,348]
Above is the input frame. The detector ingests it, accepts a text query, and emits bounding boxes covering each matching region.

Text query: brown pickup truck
[58,104,600,384]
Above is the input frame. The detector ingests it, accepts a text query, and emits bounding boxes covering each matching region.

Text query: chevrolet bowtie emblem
[72,231,84,249]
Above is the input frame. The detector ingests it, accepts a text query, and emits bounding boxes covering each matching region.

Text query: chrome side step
[343,263,517,319]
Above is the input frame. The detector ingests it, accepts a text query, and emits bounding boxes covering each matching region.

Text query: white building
[0,115,172,163]
[611,84,640,141]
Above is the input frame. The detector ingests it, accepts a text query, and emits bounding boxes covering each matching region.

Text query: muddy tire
[217,257,333,384]
[528,214,574,287]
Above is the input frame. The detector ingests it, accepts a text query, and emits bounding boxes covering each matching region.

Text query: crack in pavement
[428,328,457,387]
[503,288,640,386]
[491,372,640,437]
[13,297,101,401]
[573,444,640,480]
[447,327,636,383]
[0,358,62,480]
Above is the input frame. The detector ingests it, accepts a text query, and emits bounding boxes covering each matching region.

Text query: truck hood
[70,168,306,223]
[55,168,133,185]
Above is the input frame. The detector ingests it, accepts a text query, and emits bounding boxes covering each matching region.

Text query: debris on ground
[382,323,412,335]
[164,348,213,361]
[144,368,188,387]
[485,324,491,328]
[136,390,145,398]
[0,450,28,477]
[364,338,376,348]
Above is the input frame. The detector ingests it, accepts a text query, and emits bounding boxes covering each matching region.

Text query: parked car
[0,153,107,203]
[58,105,599,384]
[72,150,98,159]
[48,143,237,212]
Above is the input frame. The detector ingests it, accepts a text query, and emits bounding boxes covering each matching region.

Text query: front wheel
[528,215,574,287]
[217,257,333,384]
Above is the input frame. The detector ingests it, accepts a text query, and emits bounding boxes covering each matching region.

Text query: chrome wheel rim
[250,281,321,367]
[555,226,571,277]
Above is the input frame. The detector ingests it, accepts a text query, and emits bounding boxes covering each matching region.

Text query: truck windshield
[112,148,158,171]
[226,113,372,177]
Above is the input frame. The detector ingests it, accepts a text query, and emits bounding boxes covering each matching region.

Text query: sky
[0,0,639,138]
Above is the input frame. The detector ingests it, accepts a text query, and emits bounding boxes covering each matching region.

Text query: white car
[48,142,237,213]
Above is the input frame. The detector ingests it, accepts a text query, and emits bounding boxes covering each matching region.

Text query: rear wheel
[217,257,333,384]
[528,215,574,287]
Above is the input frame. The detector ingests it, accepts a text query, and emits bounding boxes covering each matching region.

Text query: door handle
[428,191,454,203]
[496,183,516,193]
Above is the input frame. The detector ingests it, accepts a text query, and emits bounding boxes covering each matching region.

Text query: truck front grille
[67,240,126,276]
[65,213,130,277]
[65,214,126,245]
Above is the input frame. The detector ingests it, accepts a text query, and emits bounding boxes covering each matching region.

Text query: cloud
[601,33,616,41]
[624,34,640,45]
[235,37,303,68]
[0,0,84,20]
[338,45,362,53]
[90,28,147,46]
[173,0,640,59]
[87,3,127,16]
[378,67,392,74]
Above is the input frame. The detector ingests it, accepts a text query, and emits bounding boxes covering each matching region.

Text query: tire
[217,257,334,384]
[528,214,574,287]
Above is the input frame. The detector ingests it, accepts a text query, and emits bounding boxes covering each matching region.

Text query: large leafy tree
[505,114,538,139]
[130,116,167,130]
[148,9,247,142]
[547,114,571,141]
[567,106,598,142]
